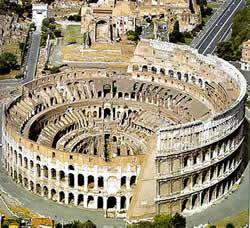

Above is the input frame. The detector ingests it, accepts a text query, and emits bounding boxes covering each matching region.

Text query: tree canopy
[0,52,18,74]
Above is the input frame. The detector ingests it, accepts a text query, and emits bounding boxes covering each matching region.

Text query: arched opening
[98,176,104,188]
[124,92,129,99]
[198,79,203,88]
[121,196,126,209]
[97,196,103,209]
[169,70,174,77]
[177,72,181,80]
[68,165,74,170]
[107,197,117,209]
[192,194,198,209]
[181,199,189,212]
[24,157,28,168]
[30,160,34,169]
[59,191,65,202]
[24,178,28,188]
[152,66,157,74]
[88,175,94,189]
[78,194,84,206]
[43,186,48,197]
[78,174,84,187]
[69,173,74,187]
[18,154,22,166]
[98,91,102,98]
[131,92,136,99]
[104,108,111,119]
[184,73,188,82]
[36,164,41,177]
[59,170,65,181]
[18,174,22,184]
[87,196,94,208]
[51,168,56,179]
[142,65,148,72]
[30,181,34,191]
[36,184,41,194]
[51,189,56,200]
[130,176,136,186]
[103,84,111,97]
[43,166,48,178]
[121,176,126,187]
[68,193,74,205]
[133,65,139,71]
[160,68,165,75]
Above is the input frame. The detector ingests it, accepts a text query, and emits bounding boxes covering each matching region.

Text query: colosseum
[1,40,248,221]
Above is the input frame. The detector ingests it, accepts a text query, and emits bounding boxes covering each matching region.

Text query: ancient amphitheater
[1,40,248,221]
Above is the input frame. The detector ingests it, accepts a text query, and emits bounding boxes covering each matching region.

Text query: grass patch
[185,38,192,45]
[208,209,249,228]
[208,3,220,9]
[11,206,39,218]
[65,25,83,44]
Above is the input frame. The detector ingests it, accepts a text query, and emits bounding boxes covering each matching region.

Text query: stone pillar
[94,176,98,191]
[103,196,107,210]
[94,196,98,209]
[84,195,88,208]
[126,176,130,189]
[117,197,121,211]
[74,194,78,206]
[65,192,69,205]
[74,174,78,190]
[104,177,108,192]
[84,176,88,192]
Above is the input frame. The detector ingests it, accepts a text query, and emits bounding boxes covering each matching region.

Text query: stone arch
[169,70,174,77]
[18,174,22,184]
[118,92,123,98]
[51,189,56,200]
[24,178,28,188]
[191,76,196,84]
[184,73,188,82]
[30,181,34,191]
[191,194,198,209]
[43,166,48,178]
[198,78,203,88]
[78,174,84,186]
[78,194,84,206]
[121,176,126,187]
[43,186,48,197]
[36,164,41,177]
[51,168,56,179]
[36,184,41,194]
[87,195,94,208]
[152,66,157,74]
[177,72,181,80]
[24,157,28,168]
[68,193,74,205]
[69,173,74,187]
[88,175,94,189]
[130,176,136,186]
[133,65,139,71]
[30,160,34,169]
[104,108,111,119]
[107,196,117,209]
[142,65,148,72]
[181,198,189,212]
[160,68,165,75]
[59,191,65,202]
[59,170,65,181]
[121,196,126,209]
[98,176,104,188]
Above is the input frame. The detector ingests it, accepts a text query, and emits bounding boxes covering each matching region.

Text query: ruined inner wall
[2,41,247,220]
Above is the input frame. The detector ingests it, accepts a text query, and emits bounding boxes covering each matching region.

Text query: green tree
[0,52,18,74]
[226,223,234,228]
[152,214,173,228]
[172,213,186,228]
[127,30,139,41]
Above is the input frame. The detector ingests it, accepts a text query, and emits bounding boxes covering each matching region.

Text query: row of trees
[128,213,186,228]
[0,0,32,17]
[216,1,249,61]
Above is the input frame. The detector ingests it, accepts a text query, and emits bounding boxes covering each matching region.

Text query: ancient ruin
[1,40,247,221]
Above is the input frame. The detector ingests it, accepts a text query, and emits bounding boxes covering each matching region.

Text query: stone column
[94,196,98,209]
[117,197,121,211]
[65,192,69,205]
[104,177,108,192]
[74,194,78,206]
[84,195,88,208]
[84,176,88,192]
[94,176,98,191]
[126,176,130,189]
[103,196,107,210]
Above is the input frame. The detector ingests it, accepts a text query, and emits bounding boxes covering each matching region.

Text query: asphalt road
[197,0,246,55]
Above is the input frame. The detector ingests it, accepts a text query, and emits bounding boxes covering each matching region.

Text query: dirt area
[62,41,136,66]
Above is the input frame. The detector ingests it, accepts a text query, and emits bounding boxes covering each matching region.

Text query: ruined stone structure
[1,40,247,221]
[80,0,201,45]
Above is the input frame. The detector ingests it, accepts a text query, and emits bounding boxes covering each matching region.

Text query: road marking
[201,0,244,55]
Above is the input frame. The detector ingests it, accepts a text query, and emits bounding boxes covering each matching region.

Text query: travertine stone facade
[2,41,247,221]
